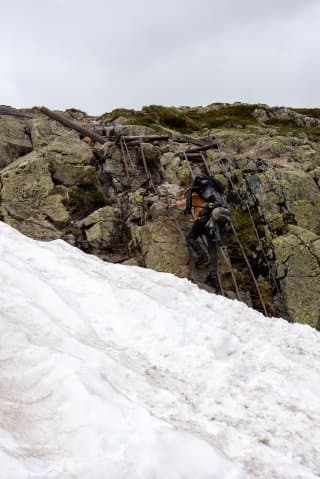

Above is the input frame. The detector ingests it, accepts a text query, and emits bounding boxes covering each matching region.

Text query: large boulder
[0,124,97,239]
[30,115,90,150]
[134,218,189,277]
[139,142,161,166]
[77,206,118,245]
[75,205,128,262]
[254,105,320,127]
[273,225,320,328]
[160,152,191,186]
[0,115,32,168]
[249,168,320,234]
[30,117,59,148]
[0,151,68,239]
[44,135,94,186]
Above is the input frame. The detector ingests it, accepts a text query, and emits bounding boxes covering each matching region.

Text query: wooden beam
[40,106,106,144]
[172,132,216,147]
[177,143,218,157]
[0,105,33,119]
[123,135,170,142]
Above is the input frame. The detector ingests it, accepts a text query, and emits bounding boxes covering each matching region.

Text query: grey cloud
[0,0,319,113]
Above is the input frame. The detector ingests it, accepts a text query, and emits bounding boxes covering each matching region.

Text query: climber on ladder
[177,176,231,288]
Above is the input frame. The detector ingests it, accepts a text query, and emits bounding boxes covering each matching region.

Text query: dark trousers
[186,218,218,276]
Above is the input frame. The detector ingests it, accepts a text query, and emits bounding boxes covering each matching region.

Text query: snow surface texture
[0,223,320,479]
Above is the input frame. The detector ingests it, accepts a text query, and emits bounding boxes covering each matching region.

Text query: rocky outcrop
[134,218,189,277]
[0,116,32,168]
[253,105,320,127]
[1,104,320,328]
[0,150,63,239]
[75,205,126,262]
[0,116,108,241]
[273,226,320,328]
[248,168,320,234]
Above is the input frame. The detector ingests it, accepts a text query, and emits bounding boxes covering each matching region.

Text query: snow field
[0,222,319,479]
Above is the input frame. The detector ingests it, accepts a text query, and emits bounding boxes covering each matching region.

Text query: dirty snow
[0,222,319,479]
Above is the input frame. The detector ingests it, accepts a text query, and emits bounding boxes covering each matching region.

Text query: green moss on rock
[68,186,106,219]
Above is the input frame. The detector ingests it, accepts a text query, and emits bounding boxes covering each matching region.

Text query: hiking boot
[195,255,208,267]
[205,273,219,289]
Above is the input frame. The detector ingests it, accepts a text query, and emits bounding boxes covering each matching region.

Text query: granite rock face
[249,168,320,234]
[273,226,320,328]
[0,116,32,168]
[1,104,320,327]
[1,150,62,239]
[0,119,99,240]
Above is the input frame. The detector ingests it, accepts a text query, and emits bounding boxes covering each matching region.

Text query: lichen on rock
[134,218,189,277]
[0,116,32,168]
[273,226,320,327]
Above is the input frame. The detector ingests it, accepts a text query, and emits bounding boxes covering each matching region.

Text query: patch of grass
[106,108,167,131]
[130,116,157,128]
[110,108,136,118]
[183,104,259,129]
[142,105,190,131]
[99,103,266,133]
[101,103,320,139]
[140,104,260,132]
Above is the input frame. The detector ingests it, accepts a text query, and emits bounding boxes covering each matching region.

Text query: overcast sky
[1,0,319,114]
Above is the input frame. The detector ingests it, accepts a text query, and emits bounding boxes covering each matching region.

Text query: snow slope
[0,222,319,479]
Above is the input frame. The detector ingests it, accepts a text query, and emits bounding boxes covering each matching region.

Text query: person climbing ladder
[177,176,231,288]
